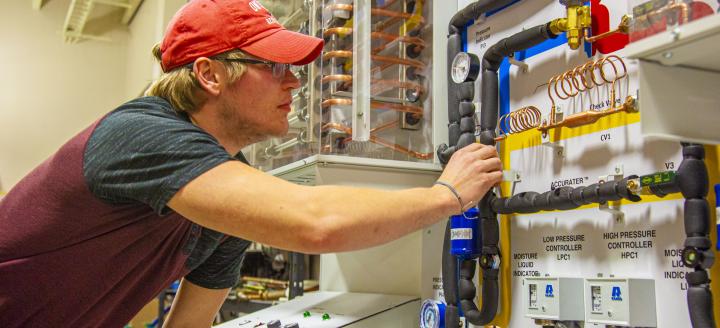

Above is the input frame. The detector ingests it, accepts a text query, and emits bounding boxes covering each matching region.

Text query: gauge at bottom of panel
[420,299,446,328]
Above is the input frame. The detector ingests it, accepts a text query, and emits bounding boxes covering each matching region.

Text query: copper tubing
[633,1,690,26]
[322,122,352,134]
[370,135,433,160]
[371,62,396,75]
[496,96,636,141]
[323,74,425,95]
[321,74,353,84]
[328,4,426,25]
[497,106,542,137]
[339,120,400,145]
[370,119,399,133]
[323,27,426,50]
[327,3,423,33]
[323,27,354,38]
[242,276,288,287]
[372,101,423,114]
[321,98,353,109]
[375,16,405,32]
[585,15,630,43]
[547,55,628,124]
[321,98,423,115]
[371,80,425,96]
[323,50,426,70]
[537,96,637,132]
[371,35,425,54]
[321,122,433,160]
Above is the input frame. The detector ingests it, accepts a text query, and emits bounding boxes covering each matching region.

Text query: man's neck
[188,111,260,156]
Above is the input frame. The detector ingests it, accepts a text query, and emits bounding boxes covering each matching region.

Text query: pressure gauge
[451,52,480,84]
[420,299,446,328]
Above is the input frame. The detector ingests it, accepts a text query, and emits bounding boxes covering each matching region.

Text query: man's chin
[261,127,290,141]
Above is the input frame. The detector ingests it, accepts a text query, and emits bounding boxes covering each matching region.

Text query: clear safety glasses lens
[271,63,290,79]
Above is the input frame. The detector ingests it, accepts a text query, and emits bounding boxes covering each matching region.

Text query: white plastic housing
[584,277,657,327]
[523,277,585,321]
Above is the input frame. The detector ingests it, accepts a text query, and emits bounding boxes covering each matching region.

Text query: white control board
[462,1,719,327]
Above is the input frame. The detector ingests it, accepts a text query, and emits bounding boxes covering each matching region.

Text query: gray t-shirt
[84,96,250,289]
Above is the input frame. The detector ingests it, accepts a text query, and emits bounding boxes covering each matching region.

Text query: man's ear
[193,57,224,96]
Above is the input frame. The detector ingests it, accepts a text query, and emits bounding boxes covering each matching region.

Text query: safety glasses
[221,58,291,79]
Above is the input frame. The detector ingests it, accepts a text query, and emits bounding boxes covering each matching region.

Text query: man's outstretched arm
[168,143,502,254]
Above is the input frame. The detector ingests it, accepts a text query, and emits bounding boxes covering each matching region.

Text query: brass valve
[549,4,592,50]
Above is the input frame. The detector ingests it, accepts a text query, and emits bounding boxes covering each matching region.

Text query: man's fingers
[468,144,498,160]
[456,142,484,153]
[488,171,504,185]
[478,157,502,172]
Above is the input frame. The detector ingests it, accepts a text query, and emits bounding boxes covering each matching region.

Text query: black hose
[440,3,517,327]
[441,220,460,328]
[490,176,642,214]
[450,0,512,29]
[457,259,499,324]
[438,0,517,165]
[677,143,716,328]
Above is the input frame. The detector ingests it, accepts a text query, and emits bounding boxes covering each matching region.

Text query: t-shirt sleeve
[83,99,235,214]
[185,235,251,289]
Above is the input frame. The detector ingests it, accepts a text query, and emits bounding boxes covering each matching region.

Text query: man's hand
[435,143,503,211]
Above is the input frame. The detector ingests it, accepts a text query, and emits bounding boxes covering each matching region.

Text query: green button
[303,311,311,318]
[322,313,331,320]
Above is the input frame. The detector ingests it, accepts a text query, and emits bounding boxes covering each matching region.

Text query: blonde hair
[145,44,248,113]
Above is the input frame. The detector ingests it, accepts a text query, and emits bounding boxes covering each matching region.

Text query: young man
[0,0,502,326]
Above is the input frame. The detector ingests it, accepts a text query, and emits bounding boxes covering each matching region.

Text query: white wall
[0,0,129,192]
[0,0,185,194]
[125,0,186,99]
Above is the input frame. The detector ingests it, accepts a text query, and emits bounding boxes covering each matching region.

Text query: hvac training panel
[436,1,718,328]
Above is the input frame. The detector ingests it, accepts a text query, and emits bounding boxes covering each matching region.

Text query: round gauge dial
[451,52,480,84]
[420,299,446,328]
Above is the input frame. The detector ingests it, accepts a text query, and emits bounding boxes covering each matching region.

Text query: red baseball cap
[160,0,324,72]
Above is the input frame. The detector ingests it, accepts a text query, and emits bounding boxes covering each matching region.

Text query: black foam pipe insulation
[437,0,517,164]
[441,216,459,328]
[677,143,716,328]
[440,2,518,328]
[490,176,642,214]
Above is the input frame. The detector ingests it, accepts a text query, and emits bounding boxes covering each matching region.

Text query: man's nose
[283,69,301,90]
